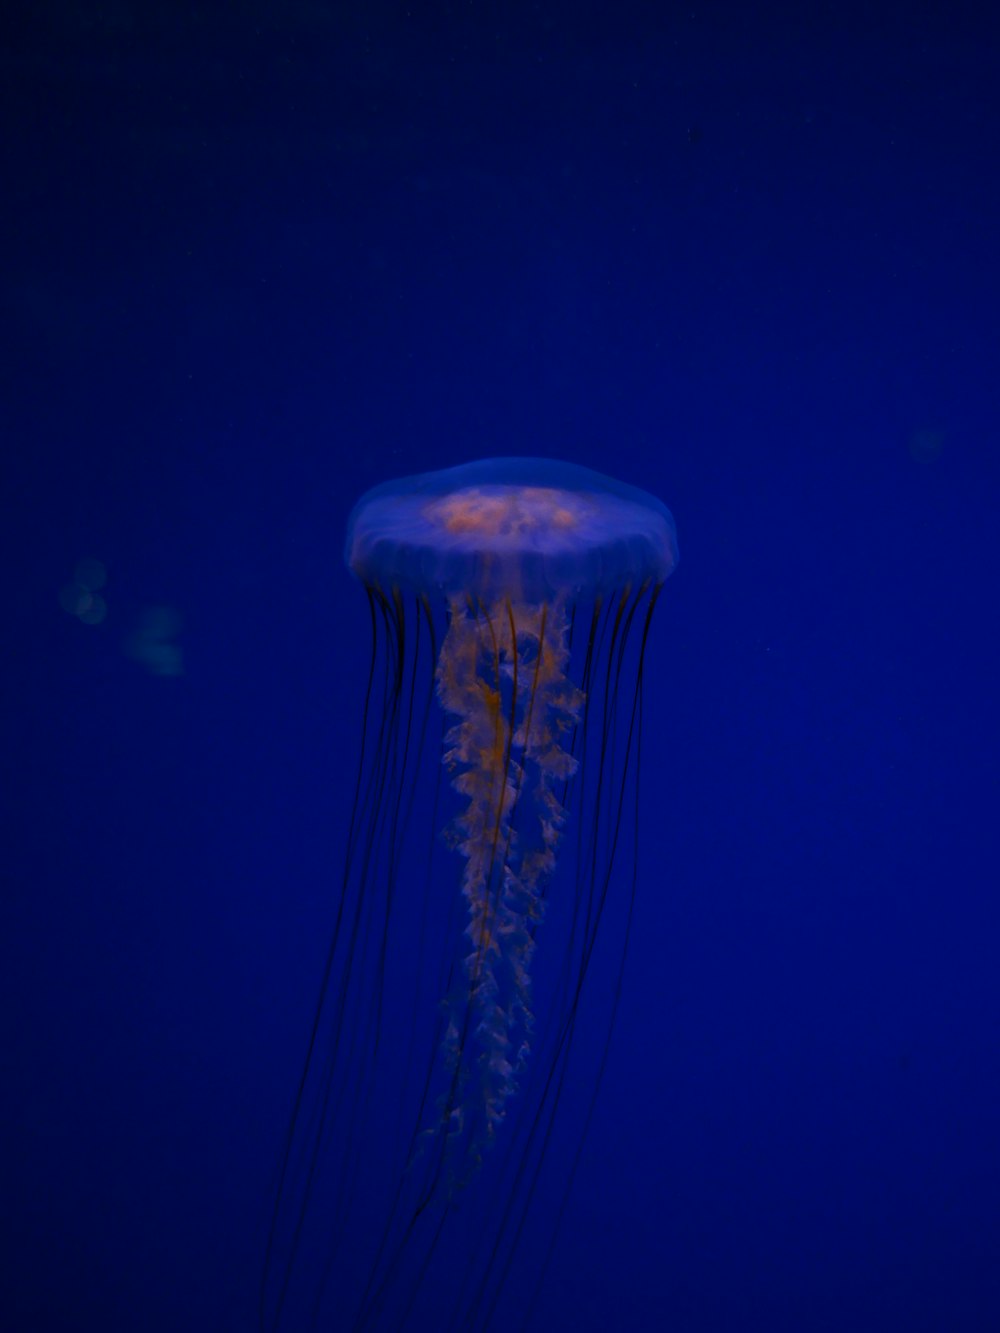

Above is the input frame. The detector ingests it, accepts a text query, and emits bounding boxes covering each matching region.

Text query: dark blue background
[3,3,998,1330]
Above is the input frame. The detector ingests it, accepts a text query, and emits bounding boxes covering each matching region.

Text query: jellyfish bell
[345,456,677,602]
[263,458,678,1332]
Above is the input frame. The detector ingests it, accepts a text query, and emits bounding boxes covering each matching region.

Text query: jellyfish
[262,457,678,1332]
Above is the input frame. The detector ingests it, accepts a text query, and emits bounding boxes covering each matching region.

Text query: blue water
[3,5,998,1330]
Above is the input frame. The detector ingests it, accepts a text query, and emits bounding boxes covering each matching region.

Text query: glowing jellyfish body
[263,458,678,1332]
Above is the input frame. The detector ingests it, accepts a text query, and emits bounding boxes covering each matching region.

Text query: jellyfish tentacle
[435,596,581,1157]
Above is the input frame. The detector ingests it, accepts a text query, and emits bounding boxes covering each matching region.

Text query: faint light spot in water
[59,583,89,616]
[909,427,945,465]
[77,594,108,625]
[59,558,108,625]
[124,606,184,676]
